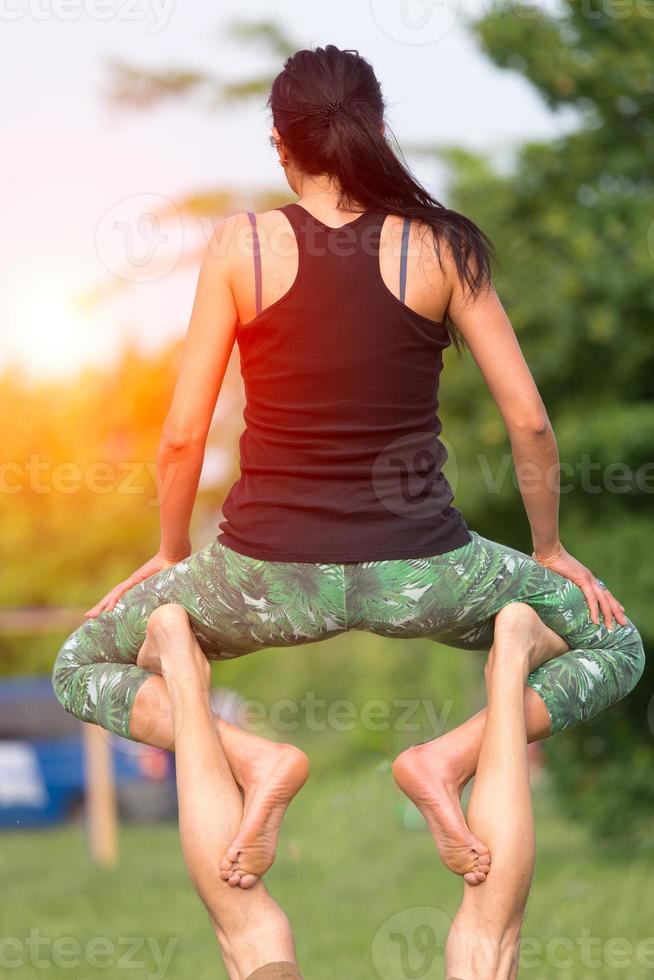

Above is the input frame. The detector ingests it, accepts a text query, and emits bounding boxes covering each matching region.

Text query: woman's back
[217,202,471,562]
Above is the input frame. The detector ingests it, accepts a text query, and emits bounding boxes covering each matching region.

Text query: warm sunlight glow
[5,274,116,379]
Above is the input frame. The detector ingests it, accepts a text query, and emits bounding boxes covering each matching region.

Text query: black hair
[268,43,494,351]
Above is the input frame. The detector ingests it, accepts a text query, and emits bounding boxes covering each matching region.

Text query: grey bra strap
[247,211,262,317]
[399,216,411,303]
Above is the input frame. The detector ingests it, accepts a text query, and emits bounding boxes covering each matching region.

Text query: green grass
[2,765,653,979]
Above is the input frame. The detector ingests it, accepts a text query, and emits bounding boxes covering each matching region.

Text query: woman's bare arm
[85,217,239,617]
[446,276,560,557]
[446,265,626,630]
[157,217,239,560]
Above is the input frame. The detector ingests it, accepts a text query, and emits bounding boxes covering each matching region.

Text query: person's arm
[156,217,238,561]
[85,216,239,618]
[446,263,627,630]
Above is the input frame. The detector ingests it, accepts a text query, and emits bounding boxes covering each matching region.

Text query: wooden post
[82,722,118,867]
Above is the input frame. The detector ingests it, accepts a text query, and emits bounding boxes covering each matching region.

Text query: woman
[53,44,645,978]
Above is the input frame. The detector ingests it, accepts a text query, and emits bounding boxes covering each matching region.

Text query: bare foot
[392,743,491,886]
[219,742,310,889]
[491,601,570,679]
[393,604,569,888]
[137,604,210,687]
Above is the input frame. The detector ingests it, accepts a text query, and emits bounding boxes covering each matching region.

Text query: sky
[0,0,574,379]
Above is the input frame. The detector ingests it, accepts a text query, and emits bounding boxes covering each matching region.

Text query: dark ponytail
[268,44,494,352]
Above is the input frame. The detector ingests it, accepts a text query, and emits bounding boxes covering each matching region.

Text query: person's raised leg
[136,603,303,979]
[392,683,559,887]
[129,674,309,888]
[52,540,317,890]
[392,533,644,885]
[132,543,346,890]
[445,602,560,978]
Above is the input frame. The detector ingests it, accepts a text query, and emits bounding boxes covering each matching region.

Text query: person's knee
[621,625,646,696]
[51,629,82,711]
[486,602,544,672]
[51,623,95,720]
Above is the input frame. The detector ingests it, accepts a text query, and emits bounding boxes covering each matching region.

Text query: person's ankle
[212,909,296,977]
[402,739,472,789]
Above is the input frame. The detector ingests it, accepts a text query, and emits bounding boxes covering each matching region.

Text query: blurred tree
[440,1,654,844]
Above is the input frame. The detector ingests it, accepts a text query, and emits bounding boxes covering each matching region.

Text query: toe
[238,873,259,889]
[476,852,491,872]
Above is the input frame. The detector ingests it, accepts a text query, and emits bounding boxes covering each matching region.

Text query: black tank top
[217,202,472,562]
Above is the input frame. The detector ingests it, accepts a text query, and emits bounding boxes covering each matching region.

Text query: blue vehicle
[0,676,177,828]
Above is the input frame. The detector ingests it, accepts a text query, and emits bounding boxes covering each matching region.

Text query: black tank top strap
[247,211,262,317]
[399,216,411,303]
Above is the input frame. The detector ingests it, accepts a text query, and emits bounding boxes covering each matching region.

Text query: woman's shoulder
[202,208,293,268]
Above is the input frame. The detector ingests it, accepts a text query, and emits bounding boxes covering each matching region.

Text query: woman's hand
[84,549,190,619]
[532,544,628,631]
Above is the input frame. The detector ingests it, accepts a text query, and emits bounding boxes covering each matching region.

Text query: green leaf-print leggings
[52,531,645,741]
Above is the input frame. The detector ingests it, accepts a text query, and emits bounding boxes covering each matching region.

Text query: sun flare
[5,276,113,379]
